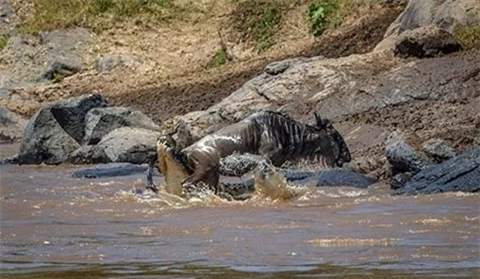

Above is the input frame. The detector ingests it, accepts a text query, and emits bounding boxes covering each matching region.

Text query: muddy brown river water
[1,144,479,278]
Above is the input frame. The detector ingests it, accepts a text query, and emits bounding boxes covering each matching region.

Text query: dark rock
[0,105,27,143]
[422,138,457,163]
[88,127,160,164]
[394,148,480,195]
[38,60,81,81]
[95,54,142,72]
[394,26,462,58]
[72,163,148,178]
[385,139,427,174]
[18,94,107,164]
[264,60,291,75]
[294,169,377,189]
[390,172,410,190]
[84,107,160,145]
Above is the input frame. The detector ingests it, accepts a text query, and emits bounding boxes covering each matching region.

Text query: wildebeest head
[313,112,352,167]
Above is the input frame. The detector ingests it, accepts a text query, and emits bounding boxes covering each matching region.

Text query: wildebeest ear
[314,111,327,128]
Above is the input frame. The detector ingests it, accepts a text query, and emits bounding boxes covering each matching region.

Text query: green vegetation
[454,25,480,49]
[18,0,183,34]
[0,35,8,52]
[307,0,341,37]
[212,48,229,67]
[233,0,283,51]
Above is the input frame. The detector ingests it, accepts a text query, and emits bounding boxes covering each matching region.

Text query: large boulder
[394,148,480,195]
[171,49,479,140]
[18,94,107,164]
[84,107,161,145]
[88,127,160,164]
[375,0,480,53]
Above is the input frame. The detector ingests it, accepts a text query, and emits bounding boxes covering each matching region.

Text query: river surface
[1,144,479,278]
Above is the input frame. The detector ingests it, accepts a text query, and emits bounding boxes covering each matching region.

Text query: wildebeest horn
[314,111,327,128]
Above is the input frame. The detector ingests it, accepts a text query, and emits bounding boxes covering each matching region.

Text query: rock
[375,0,480,52]
[95,54,142,72]
[422,138,457,163]
[18,94,107,164]
[37,60,81,81]
[72,163,148,178]
[293,169,377,188]
[393,26,462,58]
[390,172,410,190]
[172,49,479,140]
[0,105,27,143]
[394,148,480,195]
[385,0,480,36]
[88,127,160,164]
[84,107,160,145]
[264,59,293,75]
[385,139,427,174]
[1,28,94,84]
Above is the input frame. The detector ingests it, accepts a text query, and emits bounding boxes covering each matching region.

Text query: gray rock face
[385,140,427,174]
[18,94,107,164]
[84,107,161,145]
[1,28,94,83]
[0,105,27,143]
[393,26,462,58]
[394,148,480,195]
[95,54,142,72]
[385,0,480,36]
[89,127,160,164]
[422,138,457,163]
[375,0,480,52]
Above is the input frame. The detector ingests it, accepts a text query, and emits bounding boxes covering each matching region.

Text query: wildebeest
[147,111,351,193]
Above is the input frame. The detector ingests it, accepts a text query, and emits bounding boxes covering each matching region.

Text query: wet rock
[292,169,376,188]
[422,138,457,163]
[84,107,160,145]
[72,163,148,178]
[394,26,462,58]
[385,137,427,174]
[18,94,107,164]
[38,60,81,81]
[88,127,160,164]
[394,148,480,195]
[390,173,410,190]
[95,54,142,72]
[0,105,27,143]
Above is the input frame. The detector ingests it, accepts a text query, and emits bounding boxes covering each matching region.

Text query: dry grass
[16,0,187,34]
[454,25,480,49]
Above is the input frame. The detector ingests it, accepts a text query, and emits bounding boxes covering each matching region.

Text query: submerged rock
[72,163,148,178]
[394,148,480,195]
